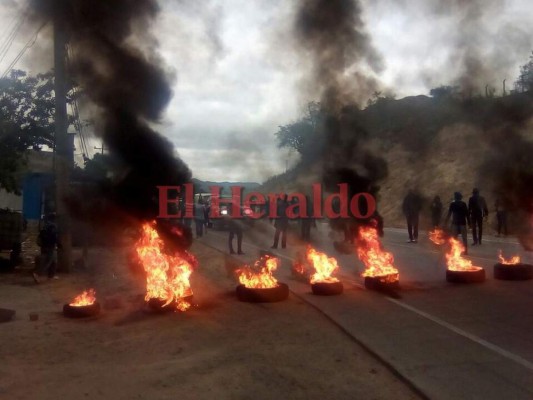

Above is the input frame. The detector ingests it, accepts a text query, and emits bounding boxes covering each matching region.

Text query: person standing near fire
[228,217,244,255]
[271,194,289,249]
[194,200,205,238]
[495,196,508,236]
[468,188,489,245]
[445,192,470,254]
[300,195,316,242]
[402,189,422,243]
[33,213,59,283]
[430,195,443,228]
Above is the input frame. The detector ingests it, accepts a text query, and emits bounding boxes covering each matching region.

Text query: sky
[0,0,532,183]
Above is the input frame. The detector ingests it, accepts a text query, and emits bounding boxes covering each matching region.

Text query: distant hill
[261,92,533,230]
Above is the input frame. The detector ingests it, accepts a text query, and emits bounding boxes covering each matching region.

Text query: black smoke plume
[294,0,383,110]
[293,0,387,229]
[30,0,192,244]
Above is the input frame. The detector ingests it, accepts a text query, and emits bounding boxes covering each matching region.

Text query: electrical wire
[0,1,30,66]
[1,20,47,79]
[66,45,92,159]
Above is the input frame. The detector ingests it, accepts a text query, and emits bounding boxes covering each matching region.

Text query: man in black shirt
[468,188,489,245]
[445,192,470,254]
[402,189,422,243]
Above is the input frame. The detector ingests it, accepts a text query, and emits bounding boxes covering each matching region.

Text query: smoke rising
[294,0,383,110]
[30,0,192,225]
[426,0,530,94]
[478,93,533,249]
[292,0,388,222]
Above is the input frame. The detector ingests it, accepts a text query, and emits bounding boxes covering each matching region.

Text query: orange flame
[306,246,340,284]
[446,238,482,271]
[429,228,446,245]
[237,256,280,289]
[357,225,399,280]
[498,250,520,265]
[136,222,197,312]
[293,259,306,276]
[69,289,96,307]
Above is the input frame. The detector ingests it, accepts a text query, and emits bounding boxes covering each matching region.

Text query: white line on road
[387,298,533,371]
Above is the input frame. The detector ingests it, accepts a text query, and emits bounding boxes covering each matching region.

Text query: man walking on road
[402,189,422,243]
[468,188,489,245]
[271,194,289,249]
[495,196,508,236]
[445,192,470,254]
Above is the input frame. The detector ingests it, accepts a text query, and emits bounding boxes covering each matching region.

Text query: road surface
[200,220,533,400]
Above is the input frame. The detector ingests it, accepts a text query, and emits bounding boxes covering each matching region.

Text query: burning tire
[493,263,532,281]
[236,283,289,303]
[364,275,400,291]
[146,296,193,312]
[446,269,485,283]
[259,250,276,258]
[63,302,101,318]
[311,281,343,296]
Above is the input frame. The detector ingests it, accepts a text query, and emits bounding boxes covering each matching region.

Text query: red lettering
[286,193,307,219]
[157,186,182,218]
[243,192,266,219]
[312,183,322,218]
[209,186,243,218]
[184,183,194,218]
[324,184,349,218]
[267,193,283,218]
[350,192,376,219]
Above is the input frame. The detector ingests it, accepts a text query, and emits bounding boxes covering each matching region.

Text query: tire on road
[493,263,532,281]
[311,281,344,296]
[63,302,101,318]
[146,296,194,312]
[446,269,485,283]
[236,283,289,303]
[364,276,400,291]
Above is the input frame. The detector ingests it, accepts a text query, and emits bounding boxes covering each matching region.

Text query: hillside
[261,93,533,231]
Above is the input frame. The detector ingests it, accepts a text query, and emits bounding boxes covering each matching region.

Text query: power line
[66,45,92,160]
[1,20,47,79]
[0,2,30,66]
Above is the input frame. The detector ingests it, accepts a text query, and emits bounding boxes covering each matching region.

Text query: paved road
[199,220,533,400]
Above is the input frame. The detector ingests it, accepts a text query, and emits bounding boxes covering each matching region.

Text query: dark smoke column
[292,0,387,217]
[294,0,383,110]
[31,0,192,221]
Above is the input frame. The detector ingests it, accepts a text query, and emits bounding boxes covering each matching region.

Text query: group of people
[403,188,506,255]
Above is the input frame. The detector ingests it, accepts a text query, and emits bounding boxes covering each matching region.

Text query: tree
[366,91,396,107]
[72,153,116,183]
[429,85,460,99]
[0,70,58,192]
[275,101,323,155]
[515,51,533,93]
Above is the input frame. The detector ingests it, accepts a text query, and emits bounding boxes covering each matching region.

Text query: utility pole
[94,142,105,154]
[54,2,72,273]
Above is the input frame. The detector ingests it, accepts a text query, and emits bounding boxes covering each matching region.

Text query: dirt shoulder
[0,242,422,400]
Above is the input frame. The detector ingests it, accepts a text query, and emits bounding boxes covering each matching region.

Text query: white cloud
[1,0,531,182]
